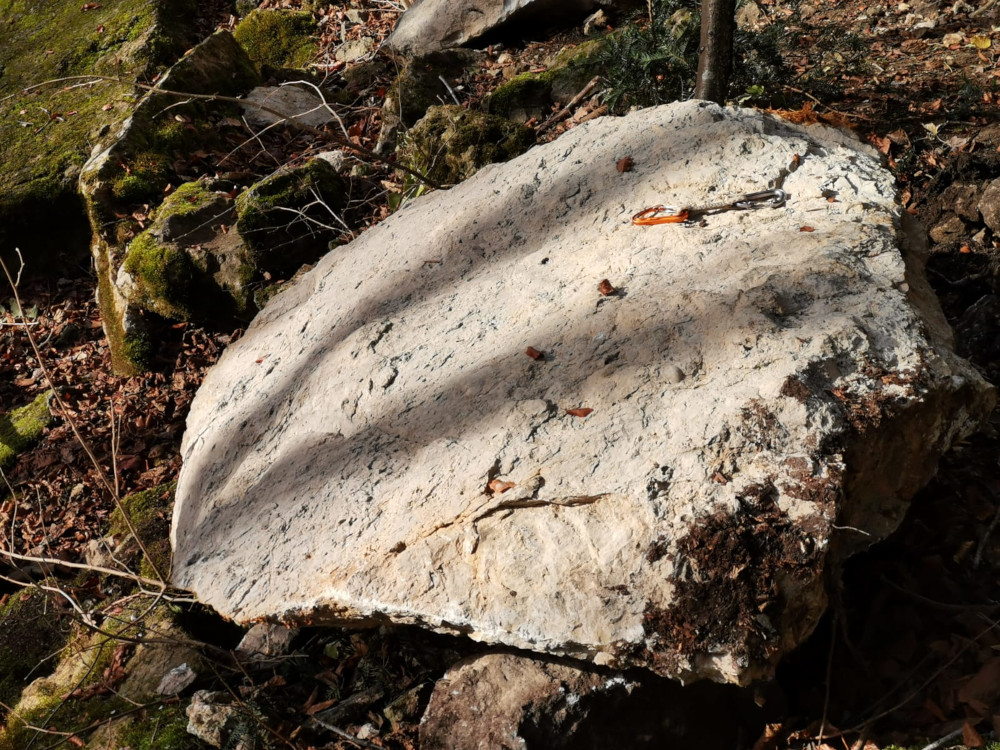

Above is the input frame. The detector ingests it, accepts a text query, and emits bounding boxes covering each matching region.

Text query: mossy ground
[0,599,191,750]
[233,9,318,72]
[0,391,52,470]
[0,587,69,721]
[108,481,176,581]
[0,0,193,271]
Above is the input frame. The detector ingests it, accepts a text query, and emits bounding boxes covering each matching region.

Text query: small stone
[236,623,298,659]
[157,663,197,696]
[940,183,981,222]
[664,365,685,384]
[356,724,377,740]
[978,177,1000,232]
[315,150,346,172]
[942,31,964,46]
[928,213,967,244]
[186,691,237,748]
[583,8,608,35]
[335,37,375,63]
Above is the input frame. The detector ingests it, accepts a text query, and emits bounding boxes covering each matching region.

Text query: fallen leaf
[598,279,616,295]
[971,34,992,49]
[960,244,972,253]
[80,2,101,9]
[616,156,634,172]
[799,226,815,232]
[525,346,544,360]
[922,122,941,137]
[963,721,985,748]
[565,407,593,417]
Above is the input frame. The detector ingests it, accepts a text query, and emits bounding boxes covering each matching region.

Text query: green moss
[398,106,535,188]
[486,70,556,120]
[156,179,216,219]
[0,0,196,270]
[122,233,195,320]
[236,158,345,276]
[0,587,68,719]
[233,10,317,72]
[111,152,171,204]
[0,601,181,749]
[108,482,176,578]
[0,391,52,470]
[113,703,195,749]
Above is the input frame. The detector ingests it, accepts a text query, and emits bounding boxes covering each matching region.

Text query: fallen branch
[537,75,602,134]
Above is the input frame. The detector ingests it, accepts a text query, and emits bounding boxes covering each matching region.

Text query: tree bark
[694,0,737,104]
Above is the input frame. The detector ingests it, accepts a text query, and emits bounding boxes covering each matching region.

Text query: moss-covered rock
[0,587,68,721]
[0,391,52,470]
[486,40,605,123]
[233,9,318,73]
[398,105,535,188]
[108,482,176,581]
[0,0,197,275]
[0,600,202,750]
[376,49,484,153]
[80,30,261,374]
[236,157,347,278]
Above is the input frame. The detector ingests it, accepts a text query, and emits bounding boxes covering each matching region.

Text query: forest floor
[4,0,1000,748]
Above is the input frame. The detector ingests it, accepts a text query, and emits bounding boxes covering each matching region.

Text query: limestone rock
[387,0,625,55]
[171,101,994,685]
[928,213,966,245]
[241,85,342,129]
[420,652,748,749]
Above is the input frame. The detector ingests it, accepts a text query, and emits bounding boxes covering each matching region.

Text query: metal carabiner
[631,205,690,225]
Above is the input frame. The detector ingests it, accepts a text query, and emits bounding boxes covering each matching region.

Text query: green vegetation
[236,158,346,276]
[0,588,68,719]
[108,482,177,580]
[593,0,788,113]
[122,232,196,321]
[397,106,535,189]
[0,0,195,270]
[112,152,171,204]
[233,9,318,72]
[0,391,52,470]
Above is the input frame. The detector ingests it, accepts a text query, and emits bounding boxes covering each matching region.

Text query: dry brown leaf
[565,407,593,417]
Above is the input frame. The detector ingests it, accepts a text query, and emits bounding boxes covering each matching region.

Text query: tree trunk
[694,0,737,104]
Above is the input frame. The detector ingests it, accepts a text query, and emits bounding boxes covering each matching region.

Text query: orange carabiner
[631,205,690,225]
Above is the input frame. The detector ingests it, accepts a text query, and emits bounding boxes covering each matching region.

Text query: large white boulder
[171,101,993,685]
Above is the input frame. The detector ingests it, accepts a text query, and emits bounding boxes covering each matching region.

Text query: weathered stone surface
[387,0,623,55]
[241,85,341,129]
[172,101,994,684]
[928,213,966,245]
[978,177,1000,233]
[420,652,748,749]
[939,182,981,223]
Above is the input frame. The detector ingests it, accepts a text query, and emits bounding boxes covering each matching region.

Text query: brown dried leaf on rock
[598,279,616,296]
[488,479,516,494]
[525,346,544,360]
[565,407,593,417]
[616,156,634,172]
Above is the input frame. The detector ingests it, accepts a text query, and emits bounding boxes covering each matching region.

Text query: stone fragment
[186,691,236,748]
[928,213,967,244]
[420,652,749,749]
[236,623,299,664]
[156,663,197,696]
[172,101,994,685]
[978,177,1000,232]
[939,182,981,222]
[387,0,626,55]
[241,85,341,129]
[335,37,375,63]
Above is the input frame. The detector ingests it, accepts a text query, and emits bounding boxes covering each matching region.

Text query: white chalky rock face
[172,101,993,685]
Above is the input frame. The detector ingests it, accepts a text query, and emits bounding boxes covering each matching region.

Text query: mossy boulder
[79,30,261,374]
[486,39,605,123]
[377,49,484,153]
[398,105,535,187]
[0,587,69,721]
[107,482,176,581]
[0,391,52,471]
[0,600,202,749]
[0,0,197,275]
[233,9,318,73]
[236,157,347,279]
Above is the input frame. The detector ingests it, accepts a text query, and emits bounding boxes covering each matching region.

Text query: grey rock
[387,0,625,55]
[171,101,994,685]
[939,182,981,223]
[241,85,341,129]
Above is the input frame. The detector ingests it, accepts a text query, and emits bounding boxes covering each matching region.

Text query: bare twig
[537,76,602,134]
[918,727,964,750]
[20,74,443,190]
[0,251,167,584]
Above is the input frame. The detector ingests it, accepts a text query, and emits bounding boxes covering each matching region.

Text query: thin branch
[0,251,166,583]
[20,74,443,190]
